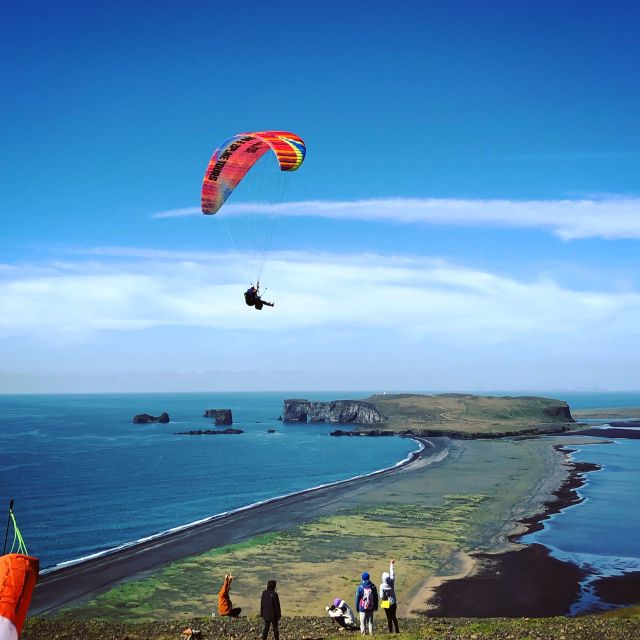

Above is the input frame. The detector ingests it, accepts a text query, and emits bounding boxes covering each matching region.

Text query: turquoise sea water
[0,392,418,570]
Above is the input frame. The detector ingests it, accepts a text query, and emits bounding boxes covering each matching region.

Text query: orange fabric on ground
[0,554,39,636]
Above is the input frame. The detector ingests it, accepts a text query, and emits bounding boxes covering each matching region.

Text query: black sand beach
[30,437,435,615]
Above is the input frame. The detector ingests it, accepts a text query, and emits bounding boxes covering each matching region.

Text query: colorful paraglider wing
[201,131,306,215]
[0,554,39,640]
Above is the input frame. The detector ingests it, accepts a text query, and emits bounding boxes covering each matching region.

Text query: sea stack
[204,409,233,426]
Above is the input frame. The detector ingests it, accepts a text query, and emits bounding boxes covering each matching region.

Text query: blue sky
[1,1,639,393]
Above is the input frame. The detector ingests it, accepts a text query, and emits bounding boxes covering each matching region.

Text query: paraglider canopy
[201,131,306,215]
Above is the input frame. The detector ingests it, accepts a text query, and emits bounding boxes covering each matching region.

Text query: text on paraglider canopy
[207,136,255,181]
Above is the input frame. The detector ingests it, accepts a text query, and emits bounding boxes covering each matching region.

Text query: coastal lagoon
[523,437,640,613]
[0,392,418,570]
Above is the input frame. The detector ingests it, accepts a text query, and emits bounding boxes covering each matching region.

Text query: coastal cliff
[282,399,384,424]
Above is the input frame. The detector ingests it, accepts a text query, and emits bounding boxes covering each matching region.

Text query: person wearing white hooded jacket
[380,559,399,633]
[326,598,357,629]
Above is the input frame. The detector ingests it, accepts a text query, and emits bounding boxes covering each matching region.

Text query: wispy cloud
[152,196,640,240]
[2,248,639,342]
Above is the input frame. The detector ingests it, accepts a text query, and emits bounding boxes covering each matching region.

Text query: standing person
[260,579,281,640]
[380,559,399,633]
[355,571,378,635]
[218,574,242,617]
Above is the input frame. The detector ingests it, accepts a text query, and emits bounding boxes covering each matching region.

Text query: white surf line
[44,437,434,574]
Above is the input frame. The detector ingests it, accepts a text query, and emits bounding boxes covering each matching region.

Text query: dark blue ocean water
[0,392,418,570]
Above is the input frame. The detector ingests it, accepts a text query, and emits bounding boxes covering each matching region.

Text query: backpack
[360,586,374,611]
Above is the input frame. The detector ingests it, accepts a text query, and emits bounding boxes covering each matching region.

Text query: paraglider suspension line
[3,499,29,556]
[3,498,14,555]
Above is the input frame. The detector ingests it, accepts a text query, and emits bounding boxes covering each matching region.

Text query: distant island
[132,412,170,424]
[284,394,575,438]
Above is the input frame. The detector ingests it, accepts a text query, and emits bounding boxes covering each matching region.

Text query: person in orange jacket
[218,574,242,617]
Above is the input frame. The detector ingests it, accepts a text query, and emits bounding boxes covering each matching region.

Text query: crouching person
[326,597,357,630]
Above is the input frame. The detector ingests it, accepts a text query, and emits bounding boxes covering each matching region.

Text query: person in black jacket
[260,579,281,640]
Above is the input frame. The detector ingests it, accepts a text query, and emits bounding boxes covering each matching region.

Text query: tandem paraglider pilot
[244,284,274,310]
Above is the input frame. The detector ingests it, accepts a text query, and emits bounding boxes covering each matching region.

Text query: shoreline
[45,437,426,574]
[426,440,604,617]
[30,436,437,615]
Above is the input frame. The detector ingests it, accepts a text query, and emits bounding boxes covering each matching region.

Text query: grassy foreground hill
[366,393,575,435]
[23,614,640,640]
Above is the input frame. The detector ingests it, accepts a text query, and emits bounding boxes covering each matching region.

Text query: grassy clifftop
[365,393,574,435]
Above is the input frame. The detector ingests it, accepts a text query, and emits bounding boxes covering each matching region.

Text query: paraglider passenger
[244,284,274,310]
[218,574,241,617]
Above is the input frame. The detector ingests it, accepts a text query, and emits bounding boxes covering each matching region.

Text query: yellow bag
[380,599,390,609]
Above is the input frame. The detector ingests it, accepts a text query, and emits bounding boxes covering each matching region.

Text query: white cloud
[152,196,640,240]
[1,248,638,342]
[3,248,640,392]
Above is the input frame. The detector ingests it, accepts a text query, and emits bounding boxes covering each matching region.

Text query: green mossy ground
[367,394,573,434]
[59,496,485,621]
[23,614,640,640]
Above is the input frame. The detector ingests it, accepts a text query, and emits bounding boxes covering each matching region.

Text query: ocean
[0,392,418,570]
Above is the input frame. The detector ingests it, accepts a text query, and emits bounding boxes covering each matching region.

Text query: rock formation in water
[204,409,233,425]
[282,399,384,424]
[133,412,170,424]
